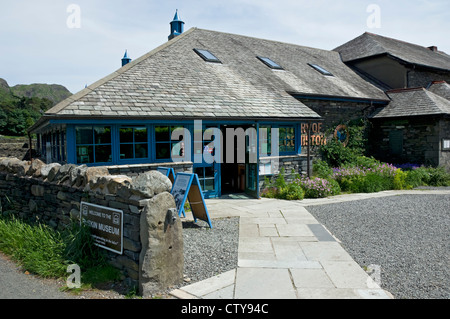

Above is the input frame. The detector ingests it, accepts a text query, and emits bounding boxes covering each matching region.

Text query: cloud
[0,0,448,93]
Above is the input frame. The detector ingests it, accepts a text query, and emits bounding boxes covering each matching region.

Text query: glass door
[193,124,220,198]
[245,125,259,198]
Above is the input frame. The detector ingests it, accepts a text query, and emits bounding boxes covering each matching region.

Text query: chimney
[428,46,438,52]
[169,9,185,40]
[122,50,132,67]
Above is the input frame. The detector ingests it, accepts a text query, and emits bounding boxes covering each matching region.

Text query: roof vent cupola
[169,9,185,40]
[122,50,132,67]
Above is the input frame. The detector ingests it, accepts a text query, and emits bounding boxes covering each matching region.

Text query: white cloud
[0,0,448,93]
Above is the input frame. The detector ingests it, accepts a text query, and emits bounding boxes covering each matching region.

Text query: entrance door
[193,124,220,199]
[245,126,259,198]
[220,124,259,198]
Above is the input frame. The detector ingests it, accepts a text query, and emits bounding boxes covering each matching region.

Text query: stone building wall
[0,157,183,296]
[407,69,450,88]
[369,116,442,166]
[297,99,382,131]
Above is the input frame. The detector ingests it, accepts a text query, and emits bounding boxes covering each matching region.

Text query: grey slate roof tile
[335,32,450,71]
[41,28,391,124]
[427,81,450,101]
[371,87,450,118]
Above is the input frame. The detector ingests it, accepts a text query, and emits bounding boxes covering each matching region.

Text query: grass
[0,214,122,292]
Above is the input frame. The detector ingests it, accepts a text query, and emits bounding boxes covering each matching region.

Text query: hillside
[10,83,72,105]
[0,78,72,105]
[0,78,72,136]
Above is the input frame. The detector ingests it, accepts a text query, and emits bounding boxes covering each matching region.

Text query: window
[155,126,185,160]
[194,49,221,63]
[194,166,216,192]
[120,127,148,160]
[308,63,333,76]
[257,56,283,70]
[259,126,272,156]
[76,126,112,164]
[279,126,296,153]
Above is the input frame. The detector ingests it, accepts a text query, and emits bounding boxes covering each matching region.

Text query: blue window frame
[119,127,148,160]
[75,126,112,164]
[279,126,296,153]
[258,125,298,155]
[154,125,185,161]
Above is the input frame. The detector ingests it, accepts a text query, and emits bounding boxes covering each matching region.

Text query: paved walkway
[170,189,450,299]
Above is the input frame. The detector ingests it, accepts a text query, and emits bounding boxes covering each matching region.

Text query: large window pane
[95,126,111,144]
[279,127,296,153]
[135,144,148,159]
[135,128,147,143]
[120,127,133,143]
[155,126,170,142]
[120,144,134,159]
[156,143,171,159]
[95,145,112,163]
[76,127,93,145]
[77,146,93,164]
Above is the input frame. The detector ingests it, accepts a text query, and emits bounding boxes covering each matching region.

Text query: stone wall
[107,161,193,177]
[369,116,442,166]
[297,99,380,131]
[0,157,183,296]
[407,69,450,88]
[439,118,450,171]
[259,154,315,188]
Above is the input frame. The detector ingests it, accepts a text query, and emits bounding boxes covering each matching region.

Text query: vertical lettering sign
[80,202,123,255]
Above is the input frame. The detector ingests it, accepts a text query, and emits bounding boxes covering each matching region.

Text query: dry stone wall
[0,157,183,296]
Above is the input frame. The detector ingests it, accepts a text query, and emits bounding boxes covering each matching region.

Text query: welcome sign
[80,202,123,255]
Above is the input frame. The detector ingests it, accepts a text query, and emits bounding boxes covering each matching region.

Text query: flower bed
[261,157,450,201]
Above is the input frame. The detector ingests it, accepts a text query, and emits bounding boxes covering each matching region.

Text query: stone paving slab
[169,191,440,299]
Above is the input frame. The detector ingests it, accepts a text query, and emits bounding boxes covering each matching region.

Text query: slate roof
[427,81,450,101]
[334,32,450,72]
[371,87,450,118]
[33,28,389,131]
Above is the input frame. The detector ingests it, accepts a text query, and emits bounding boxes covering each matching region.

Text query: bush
[347,173,393,193]
[404,166,450,188]
[296,176,340,198]
[313,159,333,178]
[280,183,305,200]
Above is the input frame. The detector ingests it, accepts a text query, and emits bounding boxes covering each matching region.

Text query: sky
[0,0,449,94]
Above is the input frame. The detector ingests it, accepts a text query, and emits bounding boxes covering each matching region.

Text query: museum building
[29,12,450,198]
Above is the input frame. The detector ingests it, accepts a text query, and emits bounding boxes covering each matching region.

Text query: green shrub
[347,173,393,193]
[404,166,450,188]
[279,183,305,200]
[393,169,409,190]
[313,159,333,178]
[427,167,450,186]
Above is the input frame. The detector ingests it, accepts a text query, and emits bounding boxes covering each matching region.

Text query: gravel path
[180,217,239,285]
[305,194,450,299]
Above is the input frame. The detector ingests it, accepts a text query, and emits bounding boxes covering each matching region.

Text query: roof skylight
[194,49,222,63]
[257,56,283,70]
[308,63,333,76]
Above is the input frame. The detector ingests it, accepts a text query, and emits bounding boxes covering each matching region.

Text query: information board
[157,167,175,184]
[171,173,212,228]
[80,202,123,254]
